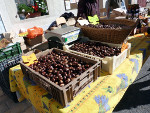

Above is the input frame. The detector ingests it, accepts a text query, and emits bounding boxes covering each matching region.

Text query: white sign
[65,1,71,10]
[77,19,89,26]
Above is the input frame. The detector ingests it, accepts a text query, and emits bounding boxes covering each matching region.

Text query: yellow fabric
[22,53,37,66]
[9,35,150,113]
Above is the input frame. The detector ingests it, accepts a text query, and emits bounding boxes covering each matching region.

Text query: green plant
[18,4,34,13]
[35,0,48,13]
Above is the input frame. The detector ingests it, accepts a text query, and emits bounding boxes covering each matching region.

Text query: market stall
[8,34,150,113]
[0,1,150,113]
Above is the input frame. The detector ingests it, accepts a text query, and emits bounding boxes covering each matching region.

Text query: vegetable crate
[63,41,131,74]
[0,54,22,102]
[0,42,22,62]
[20,48,101,107]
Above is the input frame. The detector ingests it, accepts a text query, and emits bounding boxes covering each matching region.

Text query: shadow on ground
[113,67,150,112]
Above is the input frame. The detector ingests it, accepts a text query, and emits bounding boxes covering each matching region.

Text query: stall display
[0,0,147,112]
[70,42,121,57]
[77,19,138,44]
[9,34,147,113]
[64,40,131,74]
[20,48,101,107]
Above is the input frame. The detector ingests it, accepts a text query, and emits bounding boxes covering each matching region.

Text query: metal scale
[45,26,80,49]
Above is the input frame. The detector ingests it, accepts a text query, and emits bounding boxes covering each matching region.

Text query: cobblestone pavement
[0,88,39,113]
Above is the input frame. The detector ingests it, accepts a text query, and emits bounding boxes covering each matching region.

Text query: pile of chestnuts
[29,50,92,87]
[70,41,121,58]
[84,23,128,29]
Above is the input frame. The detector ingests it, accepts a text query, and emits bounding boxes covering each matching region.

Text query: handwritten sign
[88,15,99,25]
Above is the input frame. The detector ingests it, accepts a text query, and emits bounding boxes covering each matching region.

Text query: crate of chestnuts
[63,41,131,74]
[20,48,101,107]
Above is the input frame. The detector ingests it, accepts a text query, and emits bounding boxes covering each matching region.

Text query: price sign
[88,15,99,25]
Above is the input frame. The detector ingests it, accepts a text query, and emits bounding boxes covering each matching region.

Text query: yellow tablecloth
[9,34,150,113]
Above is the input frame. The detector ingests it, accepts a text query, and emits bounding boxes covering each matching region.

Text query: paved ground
[113,56,150,113]
[0,88,39,113]
[0,57,150,113]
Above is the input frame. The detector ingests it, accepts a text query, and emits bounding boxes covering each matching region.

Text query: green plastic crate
[0,42,22,62]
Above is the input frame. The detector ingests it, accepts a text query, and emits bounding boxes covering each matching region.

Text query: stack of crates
[0,42,22,102]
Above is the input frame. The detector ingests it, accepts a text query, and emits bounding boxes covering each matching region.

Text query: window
[15,0,49,20]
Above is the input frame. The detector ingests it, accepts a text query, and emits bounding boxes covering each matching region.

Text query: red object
[138,0,146,7]
[27,26,43,39]
[32,3,38,12]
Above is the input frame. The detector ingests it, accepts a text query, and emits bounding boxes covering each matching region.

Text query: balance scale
[45,26,80,49]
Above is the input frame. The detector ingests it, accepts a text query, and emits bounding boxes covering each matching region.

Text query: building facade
[0,0,77,33]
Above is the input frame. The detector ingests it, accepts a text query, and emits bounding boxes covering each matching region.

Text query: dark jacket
[77,0,100,19]
[109,0,122,9]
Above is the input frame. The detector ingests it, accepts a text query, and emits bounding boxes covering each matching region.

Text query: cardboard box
[56,17,66,26]
[12,37,25,46]
[0,38,10,49]
[3,32,16,42]
[66,18,76,26]
[24,35,43,46]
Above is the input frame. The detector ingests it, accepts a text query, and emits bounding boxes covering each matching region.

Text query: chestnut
[75,75,80,78]
[65,78,71,84]
[51,78,55,82]
[63,76,67,80]
[58,75,63,80]
[63,72,68,76]
[48,73,53,78]
[59,69,63,73]
[67,74,72,78]
[28,50,94,87]
[53,70,57,74]
[59,80,64,84]
[71,74,76,78]
[55,82,58,85]
[60,84,65,87]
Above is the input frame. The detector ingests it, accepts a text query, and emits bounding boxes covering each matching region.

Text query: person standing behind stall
[106,0,123,18]
[77,0,100,19]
